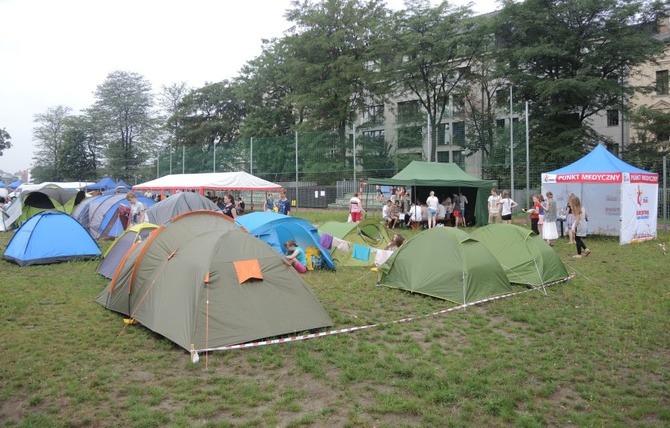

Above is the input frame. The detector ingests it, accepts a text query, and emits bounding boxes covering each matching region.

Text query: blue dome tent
[3,211,101,266]
[236,212,335,270]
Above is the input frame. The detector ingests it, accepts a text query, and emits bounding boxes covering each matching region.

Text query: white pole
[510,85,515,201]
[295,131,299,210]
[213,135,220,173]
[169,142,172,175]
[427,112,432,162]
[182,146,185,174]
[526,101,530,202]
[250,137,254,175]
[353,123,357,183]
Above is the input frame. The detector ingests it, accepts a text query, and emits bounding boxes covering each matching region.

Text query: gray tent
[145,192,220,226]
[96,211,332,355]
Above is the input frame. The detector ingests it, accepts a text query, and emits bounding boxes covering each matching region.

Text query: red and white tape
[191,274,574,361]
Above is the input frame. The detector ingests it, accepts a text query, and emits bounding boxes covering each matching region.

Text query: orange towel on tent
[233,259,263,283]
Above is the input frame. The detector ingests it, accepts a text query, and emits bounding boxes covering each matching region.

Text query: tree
[89,71,156,180]
[32,105,72,181]
[159,82,190,174]
[236,40,299,138]
[57,116,98,181]
[495,0,667,163]
[0,127,11,156]
[625,105,670,170]
[173,80,246,172]
[281,0,389,133]
[377,0,485,162]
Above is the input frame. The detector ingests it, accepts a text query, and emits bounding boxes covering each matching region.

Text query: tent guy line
[191,274,574,362]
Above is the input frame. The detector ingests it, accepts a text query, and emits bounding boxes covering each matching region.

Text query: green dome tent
[318,218,392,266]
[18,184,86,226]
[471,224,570,287]
[378,227,512,304]
[96,210,332,356]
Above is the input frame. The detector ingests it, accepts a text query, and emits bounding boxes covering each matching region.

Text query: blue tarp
[545,144,652,174]
[116,179,132,189]
[8,180,22,190]
[3,211,101,266]
[86,177,117,192]
[236,212,336,270]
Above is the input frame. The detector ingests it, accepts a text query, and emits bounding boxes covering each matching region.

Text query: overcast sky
[0,0,499,175]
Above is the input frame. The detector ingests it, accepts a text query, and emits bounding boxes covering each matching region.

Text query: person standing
[349,192,365,222]
[527,195,541,235]
[542,191,559,246]
[487,188,502,224]
[126,192,145,226]
[265,193,275,212]
[499,190,517,224]
[426,191,439,229]
[454,192,468,227]
[570,195,591,258]
[277,189,291,216]
[220,193,238,219]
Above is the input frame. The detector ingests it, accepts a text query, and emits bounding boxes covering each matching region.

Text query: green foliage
[626,105,670,169]
[90,70,155,181]
[0,127,11,156]
[281,0,389,132]
[495,0,666,163]
[378,0,485,161]
[56,115,98,181]
[32,105,72,181]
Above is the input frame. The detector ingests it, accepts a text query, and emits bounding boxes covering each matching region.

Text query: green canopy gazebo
[368,161,497,226]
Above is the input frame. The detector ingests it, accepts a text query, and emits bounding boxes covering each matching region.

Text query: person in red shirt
[526,195,542,235]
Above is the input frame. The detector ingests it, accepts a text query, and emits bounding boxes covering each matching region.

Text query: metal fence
[153,130,669,222]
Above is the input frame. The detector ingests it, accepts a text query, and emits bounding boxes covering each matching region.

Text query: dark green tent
[368,161,497,226]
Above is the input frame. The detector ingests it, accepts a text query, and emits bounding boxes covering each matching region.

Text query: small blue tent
[236,212,336,270]
[3,211,101,266]
[86,177,117,192]
[8,180,23,190]
[116,179,132,189]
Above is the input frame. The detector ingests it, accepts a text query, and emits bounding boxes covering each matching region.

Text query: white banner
[620,177,658,244]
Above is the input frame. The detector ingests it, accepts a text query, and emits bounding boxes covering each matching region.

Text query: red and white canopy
[133,172,282,194]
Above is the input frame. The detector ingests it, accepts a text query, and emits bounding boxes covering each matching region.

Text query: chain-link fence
[153,129,669,221]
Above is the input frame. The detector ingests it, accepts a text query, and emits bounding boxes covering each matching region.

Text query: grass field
[1,211,669,427]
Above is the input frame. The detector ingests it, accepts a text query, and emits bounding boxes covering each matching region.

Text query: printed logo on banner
[636,185,649,207]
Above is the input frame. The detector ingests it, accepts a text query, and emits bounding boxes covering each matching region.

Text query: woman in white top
[499,190,518,224]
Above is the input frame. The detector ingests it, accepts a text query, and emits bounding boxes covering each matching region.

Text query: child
[284,240,307,273]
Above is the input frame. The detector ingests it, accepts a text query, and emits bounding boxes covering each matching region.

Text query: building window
[362,104,384,126]
[496,119,506,129]
[397,125,423,149]
[437,123,450,145]
[495,89,507,107]
[607,110,619,127]
[452,122,465,145]
[397,100,422,123]
[362,130,384,138]
[437,151,450,163]
[656,70,669,94]
[452,94,465,115]
[452,150,464,168]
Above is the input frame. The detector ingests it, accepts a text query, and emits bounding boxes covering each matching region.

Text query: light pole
[212,135,221,173]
